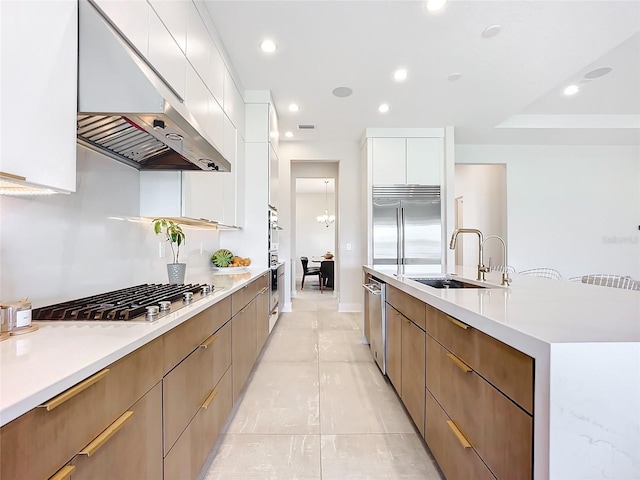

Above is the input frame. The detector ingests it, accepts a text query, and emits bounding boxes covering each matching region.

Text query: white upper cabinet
[406,137,443,185]
[148,0,187,53]
[371,135,443,186]
[0,0,77,192]
[224,69,245,139]
[148,5,186,99]
[184,64,210,140]
[92,0,149,56]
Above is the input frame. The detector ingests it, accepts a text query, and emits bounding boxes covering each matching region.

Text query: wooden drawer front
[212,320,232,388]
[0,337,162,480]
[164,367,233,480]
[426,390,496,480]
[427,337,532,480]
[70,382,163,480]
[163,334,216,454]
[163,296,232,374]
[385,303,403,394]
[401,316,425,436]
[426,306,533,413]
[256,286,270,354]
[232,299,258,402]
[254,272,269,292]
[231,281,255,317]
[386,285,426,330]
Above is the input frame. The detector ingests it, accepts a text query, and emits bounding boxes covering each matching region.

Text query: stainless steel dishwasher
[363,276,386,374]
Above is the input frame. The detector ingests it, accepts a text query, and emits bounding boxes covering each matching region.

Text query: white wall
[456,145,640,279]
[0,146,221,307]
[279,141,363,312]
[295,191,336,279]
[454,164,507,269]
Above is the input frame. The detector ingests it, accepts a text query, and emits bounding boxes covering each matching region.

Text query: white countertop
[0,267,269,427]
[365,265,640,356]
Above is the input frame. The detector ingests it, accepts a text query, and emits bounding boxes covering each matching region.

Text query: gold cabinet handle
[446,353,472,373]
[79,411,134,456]
[38,369,110,411]
[49,465,75,480]
[201,388,218,409]
[446,420,472,448]
[199,333,218,349]
[259,286,269,294]
[0,171,27,181]
[445,315,469,330]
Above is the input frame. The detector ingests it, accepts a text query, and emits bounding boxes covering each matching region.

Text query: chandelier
[317,180,335,227]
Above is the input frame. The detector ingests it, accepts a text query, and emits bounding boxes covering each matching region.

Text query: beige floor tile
[260,328,318,362]
[318,311,361,330]
[226,362,320,434]
[320,433,441,480]
[318,330,372,362]
[277,311,319,330]
[319,362,416,434]
[291,297,319,312]
[201,434,321,480]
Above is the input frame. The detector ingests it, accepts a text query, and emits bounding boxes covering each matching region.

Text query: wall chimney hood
[77,0,230,172]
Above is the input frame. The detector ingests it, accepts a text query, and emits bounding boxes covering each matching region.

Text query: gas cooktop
[32,283,215,322]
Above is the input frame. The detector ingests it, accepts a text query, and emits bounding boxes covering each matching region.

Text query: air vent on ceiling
[298,124,316,130]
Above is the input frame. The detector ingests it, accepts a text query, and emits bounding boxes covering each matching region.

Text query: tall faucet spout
[482,235,511,286]
[449,228,486,281]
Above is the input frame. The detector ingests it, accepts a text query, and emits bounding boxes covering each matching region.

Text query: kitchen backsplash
[0,146,221,307]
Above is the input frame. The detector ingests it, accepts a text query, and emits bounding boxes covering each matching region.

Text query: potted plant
[152,218,186,284]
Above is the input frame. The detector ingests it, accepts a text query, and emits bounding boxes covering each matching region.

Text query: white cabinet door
[148,0,187,54]
[406,137,443,185]
[207,95,225,153]
[0,0,77,192]
[223,69,245,139]
[269,144,279,206]
[93,0,149,57]
[372,137,406,185]
[185,64,209,137]
[148,6,186,99]
[185,2,209,81]
[235,138,246,228]
[182,172,224,223]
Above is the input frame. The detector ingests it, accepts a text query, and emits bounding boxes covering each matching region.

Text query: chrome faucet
[449,228,488,281]
[482,235,511,286]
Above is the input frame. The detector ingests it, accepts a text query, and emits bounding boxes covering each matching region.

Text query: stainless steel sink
[411,278,488,289]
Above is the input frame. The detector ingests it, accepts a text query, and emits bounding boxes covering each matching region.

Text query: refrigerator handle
[397,208,403,265]
[400,207,406,265]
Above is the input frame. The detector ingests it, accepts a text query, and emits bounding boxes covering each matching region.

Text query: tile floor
[198,283,443,480]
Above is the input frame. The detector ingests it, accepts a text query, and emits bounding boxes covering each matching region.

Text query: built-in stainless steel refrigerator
[372,185,442,265]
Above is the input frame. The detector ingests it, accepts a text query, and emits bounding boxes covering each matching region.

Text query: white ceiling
[204,0,640,146]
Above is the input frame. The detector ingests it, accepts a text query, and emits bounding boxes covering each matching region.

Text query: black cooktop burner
[33,283,212,321]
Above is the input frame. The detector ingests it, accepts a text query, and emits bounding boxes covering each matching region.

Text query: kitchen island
[365,265,640,480]
[0,267,270,479]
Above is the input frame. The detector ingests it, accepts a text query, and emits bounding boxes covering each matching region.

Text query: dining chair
[572,274,640,290]
[300,257,321,289]
[518,268,563,280]
[320,261,334,293]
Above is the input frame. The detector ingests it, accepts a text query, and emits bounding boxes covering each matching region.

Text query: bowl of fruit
[211,249,252,271]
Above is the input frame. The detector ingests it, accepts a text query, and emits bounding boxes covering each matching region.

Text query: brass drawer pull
[202,388,218,409]
[49,465,75,480]
[446,420,472,448]
[200,333,218,349]
[38,369,110,411]
[446,352,472,373]
[259,286,269,294]
[79,410,134,456]
[446,315,469,330]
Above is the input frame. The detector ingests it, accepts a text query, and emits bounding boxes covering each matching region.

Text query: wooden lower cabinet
[70,382,163,479]
[256,285,270,354]
[426,390,496,480]
[163,367,233,480]
[0,337,162,480]
[232,298,258,401]
[385,303,425,436]
[401,315,425,436]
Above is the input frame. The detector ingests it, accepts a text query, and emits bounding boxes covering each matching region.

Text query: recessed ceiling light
[448,73,462,81]
[332,86,353,97]
[260,39,277,53]
[584,67,613,80]
[378,104,390,113]
[481,25,502,38]
[426,0,447,12]
[563,85,580,96]
[288,103,300,112]
[285,131,293,138]
[394,69,408,82]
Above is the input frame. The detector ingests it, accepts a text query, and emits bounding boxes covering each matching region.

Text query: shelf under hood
[77,0,230,172]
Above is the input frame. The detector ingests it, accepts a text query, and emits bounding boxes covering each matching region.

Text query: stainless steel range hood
[77,0,230,172]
